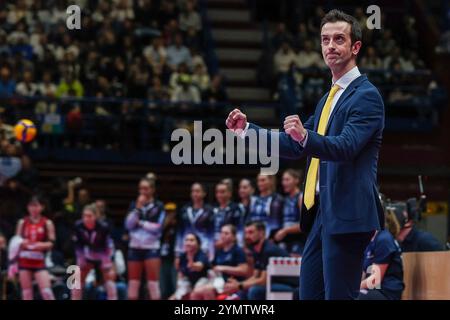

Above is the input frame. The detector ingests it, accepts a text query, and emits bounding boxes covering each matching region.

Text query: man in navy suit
[226,9,385,300]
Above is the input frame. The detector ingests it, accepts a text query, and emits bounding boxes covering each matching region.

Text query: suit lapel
[326,75,367,131]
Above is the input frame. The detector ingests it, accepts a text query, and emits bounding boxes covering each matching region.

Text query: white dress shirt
[303,66,362,193]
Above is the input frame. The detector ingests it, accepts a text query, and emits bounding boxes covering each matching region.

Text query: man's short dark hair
[245,220,266,233]
[320,9,362,44]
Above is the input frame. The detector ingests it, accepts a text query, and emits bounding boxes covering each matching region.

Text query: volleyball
[14,119,37,143]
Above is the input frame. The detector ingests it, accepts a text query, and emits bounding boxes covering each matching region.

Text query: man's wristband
[238,282,244,290]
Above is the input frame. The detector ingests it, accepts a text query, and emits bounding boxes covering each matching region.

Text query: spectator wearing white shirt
[38,72,57,98]
[191,63,210,92]
[274,41,296,74]
[360,46,383,69]
[295,40,325,69]
[16,70,38,97]
[143,37,167,71]
[171,74,201,104]
[179,0,202,33]
[110,0,135,22]
[167,33,192,71]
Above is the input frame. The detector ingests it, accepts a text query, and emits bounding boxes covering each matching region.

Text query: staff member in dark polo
[226,9,385,299]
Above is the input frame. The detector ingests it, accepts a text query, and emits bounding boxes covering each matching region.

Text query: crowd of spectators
[0,0,228,152]
[262,6,447,129]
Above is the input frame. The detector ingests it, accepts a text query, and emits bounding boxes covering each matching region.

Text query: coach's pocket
[333,180,366,221]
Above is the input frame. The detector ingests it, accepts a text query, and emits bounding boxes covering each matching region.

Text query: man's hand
[284,115,307,143]
[223,278,240,295]
[226,108,247,135]
[274,228,287,242]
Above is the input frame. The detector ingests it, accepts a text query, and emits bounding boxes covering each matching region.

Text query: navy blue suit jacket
[249,74,385,235]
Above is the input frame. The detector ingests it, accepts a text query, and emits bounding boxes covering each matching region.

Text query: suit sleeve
[247,115,315,160]
[303,88,384,162]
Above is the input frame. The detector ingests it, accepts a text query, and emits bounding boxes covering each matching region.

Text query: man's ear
[352,40,362,56]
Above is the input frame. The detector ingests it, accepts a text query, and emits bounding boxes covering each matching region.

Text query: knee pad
[127,280,140,300]
[147,280,161,300]
[40,287,55,300]
[105,280,118,300]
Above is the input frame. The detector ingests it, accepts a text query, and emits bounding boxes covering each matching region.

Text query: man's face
[220,226,234,244]
[320,21,361,70]
[244,225,263,247]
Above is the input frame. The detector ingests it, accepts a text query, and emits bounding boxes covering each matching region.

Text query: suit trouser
[299,208,373,300]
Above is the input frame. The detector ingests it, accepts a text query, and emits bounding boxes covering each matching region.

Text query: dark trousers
[299,209,373,300]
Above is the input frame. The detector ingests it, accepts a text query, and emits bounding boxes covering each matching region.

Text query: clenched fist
[284,115,307,143]
[226,108,247,135]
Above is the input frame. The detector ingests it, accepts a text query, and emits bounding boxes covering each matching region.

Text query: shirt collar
[332,66,361,90]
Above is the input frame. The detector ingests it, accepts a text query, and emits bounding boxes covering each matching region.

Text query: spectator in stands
[360,46,383,69]
[274,41,296,74]
[127,56,152,99]
[110,0,135,22]
[16,70,38,97]
[358,209,405,300]
[238,178,256,223]
[247,174,284,239]
[169,62,190,90]
[170,74,201,104]
[167,33,192,71]
[295,40,325,69]
[0,31,10,56]
[175,182,214,259]
[63,179,90,222]
[0,113,14,142]
[190,47,207,70]
[223,221,291,300]
[191,224,249,299]
[212,182,244,249]
[148,76,170,102]
[384,47,409,71]
[55,72,84,98]
[203,74,227,103]
[271,23,293,50]
[170,232,210,300]
[274,169,305,256]
[307,7,325,35]
[184,26,201,51]
[143,36,168,73]
[37,71,57,97]
[179,0,202,33]
[0,66,16,98]
[375,29,397,57]
[191,62,210,93]
[292,23,309,50]
[158,1,179,30]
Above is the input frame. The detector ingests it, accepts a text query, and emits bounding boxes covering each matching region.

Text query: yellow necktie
[304,84,340,210]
